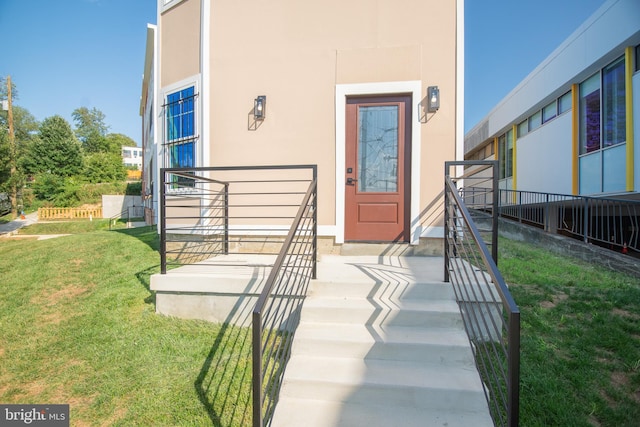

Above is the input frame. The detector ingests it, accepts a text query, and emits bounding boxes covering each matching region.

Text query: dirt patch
[610,371,640,404]
[45,284,91,307]
[30,284,95,324]
[611,371,628,388]
[612,308,640,320]
[540,291,568,309]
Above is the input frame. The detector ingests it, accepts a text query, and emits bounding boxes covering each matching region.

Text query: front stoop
[271,255,493,427]
[150,254,276,326]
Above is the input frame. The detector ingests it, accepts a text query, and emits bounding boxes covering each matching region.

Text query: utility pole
[7,76,17,218]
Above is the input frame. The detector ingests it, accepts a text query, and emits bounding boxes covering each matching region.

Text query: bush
[28,176,131,208]
[30,173,65,203]
[125,181,142,196]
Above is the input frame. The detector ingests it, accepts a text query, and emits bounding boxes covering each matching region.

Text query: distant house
[141,0,465,248]
[122,146,143,170]
[465,0,640,199]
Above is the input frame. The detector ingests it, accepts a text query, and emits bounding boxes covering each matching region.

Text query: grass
[2,220,639,426]
[0,222,253,426]
[498,238,640,427]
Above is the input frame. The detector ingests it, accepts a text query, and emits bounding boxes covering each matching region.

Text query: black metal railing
[159,165,317,274]
[108,205,145,230]
[252,174,317,427]
[445,161,520,427]
[498,189,639,255]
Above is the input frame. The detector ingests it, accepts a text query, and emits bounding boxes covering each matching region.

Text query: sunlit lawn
[0,223,252,426]
[499,238,640,427]
[2,220,639,426]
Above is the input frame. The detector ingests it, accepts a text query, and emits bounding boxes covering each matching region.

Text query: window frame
[517,120,528,138]
[558,91,572,115]
[602,56,626,148]
[542,100,557,124]
[161,77,201,190]
[528,110,542,132]
[161,0,186,13]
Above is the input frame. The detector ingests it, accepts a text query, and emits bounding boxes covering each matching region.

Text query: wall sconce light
[427,86,440,112]
[254,95,266,120]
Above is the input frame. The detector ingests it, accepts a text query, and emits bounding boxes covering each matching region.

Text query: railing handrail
[444,160,520,427]
[500,188,640,206]
[108,205,144,230]
[446,177,520,314]
[252,173,317,427]
[158,164,317,274]
[496,188,640,254]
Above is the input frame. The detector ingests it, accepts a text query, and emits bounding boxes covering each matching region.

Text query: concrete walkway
[0,211,38,236]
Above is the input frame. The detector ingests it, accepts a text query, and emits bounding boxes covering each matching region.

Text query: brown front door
[345,95,411,242]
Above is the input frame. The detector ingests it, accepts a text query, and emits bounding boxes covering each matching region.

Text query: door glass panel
[357,105,398,192]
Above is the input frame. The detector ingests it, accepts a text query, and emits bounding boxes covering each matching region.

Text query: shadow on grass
[194,270,261,427]
[195,321,253,427]
[113,226,159,252]
[135,265,159,305]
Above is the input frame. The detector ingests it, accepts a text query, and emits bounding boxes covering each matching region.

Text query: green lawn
[499,238,640,427]
[1,222,638,426]
[0,223,252,426]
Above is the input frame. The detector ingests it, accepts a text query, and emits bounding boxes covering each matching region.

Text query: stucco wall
[207,0,458,235]
[158,0,460,242]
[160,0,200,86]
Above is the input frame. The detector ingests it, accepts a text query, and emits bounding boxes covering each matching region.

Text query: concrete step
[270,256,492,427]
[317,255,444,284]
[272,397,494,427]
[300,296,464,328]
[309,279,455,300]
[291,322,474,364]
[278,356,488,413]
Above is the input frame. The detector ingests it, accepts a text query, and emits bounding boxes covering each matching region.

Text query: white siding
[517,113,573,194]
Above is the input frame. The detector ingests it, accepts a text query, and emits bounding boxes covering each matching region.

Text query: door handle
[346,177,358,185]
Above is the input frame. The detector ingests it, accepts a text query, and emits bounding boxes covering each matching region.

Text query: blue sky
[1,0,607,144]
[465,0,606,131]
[0,0,156,145]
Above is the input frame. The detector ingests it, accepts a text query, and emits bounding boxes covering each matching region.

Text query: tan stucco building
[141,0,465,249]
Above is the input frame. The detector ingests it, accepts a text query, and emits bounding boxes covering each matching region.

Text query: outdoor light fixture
[427,86,440,112]
[254,95,266,120]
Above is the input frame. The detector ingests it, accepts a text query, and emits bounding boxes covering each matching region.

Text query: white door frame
[335,81,422,244]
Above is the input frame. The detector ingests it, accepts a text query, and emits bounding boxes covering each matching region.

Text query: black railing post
[508,310,521,427]
[444,163,450,283]
[544,193,550,232]
[518,191,523,223]
[491,161,499,265]
[312,166,318,280]
[224,183,229,255]
[252,311,263,427]
[160,168,167,274]
[583,198,589,243]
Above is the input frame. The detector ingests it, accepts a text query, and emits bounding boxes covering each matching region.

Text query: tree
[72,106,109,153]
[84,152,126,183]
[23,115,83,177]
[0,76,18,102]
[105,133,136,155]
[0,106,39,199]
[0,78,36,215]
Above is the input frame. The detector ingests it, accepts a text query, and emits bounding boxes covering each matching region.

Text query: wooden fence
[38,207,103,220]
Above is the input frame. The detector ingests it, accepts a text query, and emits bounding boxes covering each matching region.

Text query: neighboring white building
[122,145,143,170]
[465,0,640,199]
[140,23,157,225]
